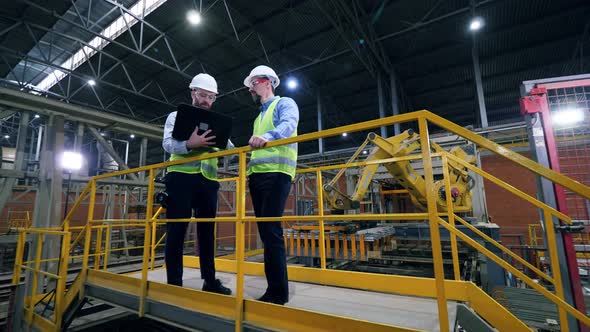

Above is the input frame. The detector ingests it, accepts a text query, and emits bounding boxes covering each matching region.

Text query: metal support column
[88,126,139,181]
[377,71,387,137]
[317,91,324,155]
[390,70,401,135]
[138,137,148,194]
[35,125,43,162]
[471,33,488,128]
[139,137,148,170]
[31,114,64,293]
[33,114,65,228]
[74,122,84,153]
[27,118,36,174]
[0,111,29,215]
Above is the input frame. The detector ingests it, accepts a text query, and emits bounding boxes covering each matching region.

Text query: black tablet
[172,104,233,149]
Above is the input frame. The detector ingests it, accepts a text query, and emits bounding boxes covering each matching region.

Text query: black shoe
[257,292,287,305]
[202,279,232,295]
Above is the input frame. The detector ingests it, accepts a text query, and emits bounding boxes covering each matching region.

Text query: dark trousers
[165,172,219,286]
[248,172,292,301]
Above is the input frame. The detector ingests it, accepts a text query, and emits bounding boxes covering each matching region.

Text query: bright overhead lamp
[287,78,298,90]
[187,10,202,25]
[469,17,484,31]
[362,150,368,155]
[130,134,135,139]
[88,79,96,86]
[3,135,9,139]
[62,151,83,171]
[34,114,40,118]
[342,133,348,137]
[552,108,585,126]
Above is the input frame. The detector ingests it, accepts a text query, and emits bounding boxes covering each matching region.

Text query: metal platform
[128,267,457,332]
[58,257,523,332]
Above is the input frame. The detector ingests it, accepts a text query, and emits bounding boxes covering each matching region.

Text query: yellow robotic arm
[323,129,476,213]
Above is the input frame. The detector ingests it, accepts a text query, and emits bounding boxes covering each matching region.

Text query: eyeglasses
[250,77,269,87]
[192,89,217,101]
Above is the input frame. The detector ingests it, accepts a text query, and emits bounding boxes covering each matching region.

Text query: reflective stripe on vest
[167,149,218,181]
[247,97,298,179]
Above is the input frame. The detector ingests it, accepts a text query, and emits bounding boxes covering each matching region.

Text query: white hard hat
[189,73,218,94]
[243,65,280,88]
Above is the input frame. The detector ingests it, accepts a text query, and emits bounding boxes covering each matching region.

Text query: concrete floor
[131,268,457,332]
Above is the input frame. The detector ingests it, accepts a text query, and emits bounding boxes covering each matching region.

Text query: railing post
[104,225,111,271]
[82,180,97,272]
[247,220,251,251]
[28,233,44,326]
[94,226,103,269]
[54,231,71,329]
[418,117,450,332]
[235,151,247,332]
[150,207,163,270]
[139,168,155,317]
[316,170,327,269]
[544,209,569,331]
[441,154,461,281]
[150,219,157,270]
[12,231,26,285]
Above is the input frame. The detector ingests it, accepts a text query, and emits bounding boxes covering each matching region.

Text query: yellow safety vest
[247,98,298,180]
[168,148,219,181]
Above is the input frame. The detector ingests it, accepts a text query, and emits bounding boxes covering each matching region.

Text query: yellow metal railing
[12,228,71,331]
[12,110,590,332]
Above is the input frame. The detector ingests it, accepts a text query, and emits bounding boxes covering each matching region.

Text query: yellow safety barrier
[11,110,590,332]
[12,228,71,331]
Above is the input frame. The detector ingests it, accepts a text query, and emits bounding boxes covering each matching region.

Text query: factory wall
[480,151,539,246]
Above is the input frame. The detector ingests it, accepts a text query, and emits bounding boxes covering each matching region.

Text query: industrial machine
[323,129,477,213]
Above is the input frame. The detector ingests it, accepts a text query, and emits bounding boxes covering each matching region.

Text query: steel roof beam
[0,86,163,141]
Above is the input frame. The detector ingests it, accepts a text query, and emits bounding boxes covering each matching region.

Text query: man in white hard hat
[161,73,231,294]
[244,65,299,305]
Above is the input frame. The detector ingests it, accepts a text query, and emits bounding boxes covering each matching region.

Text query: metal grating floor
[130,268,457,332]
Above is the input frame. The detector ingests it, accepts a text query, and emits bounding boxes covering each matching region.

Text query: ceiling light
[342,133,348,137]
[88,79,96,86]
[287,78,298,90]
[186,10,202,25]
[362,150,368,155]
[3,135,9,139]
[34,114,40,118]
[130,134,135,139]
[100,132,106,137]
[552,108,585,126]
[469,17,484,31]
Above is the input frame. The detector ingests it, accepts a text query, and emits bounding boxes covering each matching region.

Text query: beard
[251,93,261,104]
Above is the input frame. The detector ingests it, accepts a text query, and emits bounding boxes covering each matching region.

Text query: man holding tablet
[161,73,231,294]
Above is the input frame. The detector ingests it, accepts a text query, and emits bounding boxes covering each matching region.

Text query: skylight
[36,0,167,91]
